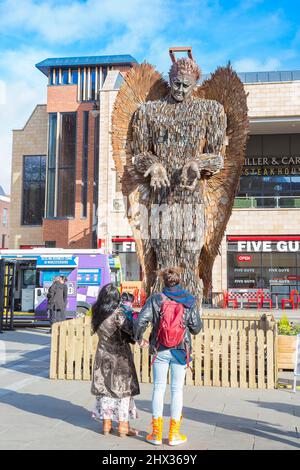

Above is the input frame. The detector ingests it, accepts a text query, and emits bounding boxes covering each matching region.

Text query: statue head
[169,57,201,102]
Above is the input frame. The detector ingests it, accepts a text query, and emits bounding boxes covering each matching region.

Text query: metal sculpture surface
[112,48,248,304]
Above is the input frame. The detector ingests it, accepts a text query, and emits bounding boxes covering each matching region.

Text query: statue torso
[141,97,221,173]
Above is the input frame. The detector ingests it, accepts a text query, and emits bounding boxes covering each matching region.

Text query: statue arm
[132,106,158,171]
[132,106,170,189]
[181,104,227,189]
[201,102,227,171]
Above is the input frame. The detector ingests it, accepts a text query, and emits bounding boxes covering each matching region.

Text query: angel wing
[111,63,169,291]
[195,64,249,295]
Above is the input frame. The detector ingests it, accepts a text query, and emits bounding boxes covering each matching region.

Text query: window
[82,111,89,217]
[80,69,85,100]
[57,113,76,217]
[23,269,36,286]
[47,113,57,217]
[93,114,99,247]
[71,69,78,84]
[102,66,108,86]
[2,208,8,226]
[227,240,300,303]
[238,134,300,207]
[62,69,69,85]
[91,68,96,100]
[46,113,77,218]
[55,69,60,85]
[22,156,46,225]
[45,241,56,248]
[1,235,6,248]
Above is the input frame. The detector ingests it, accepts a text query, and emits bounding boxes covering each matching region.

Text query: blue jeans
[152,349,186,421]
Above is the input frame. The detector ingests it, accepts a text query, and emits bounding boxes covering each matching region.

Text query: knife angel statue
[112,49,248,305]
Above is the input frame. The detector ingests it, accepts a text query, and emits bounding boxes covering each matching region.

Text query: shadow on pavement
[0,390,100,434]
[247,400,300,417]
[0,390,148,442]
[136,399,300,449]
[0,347,50,378]
[1,390,299,448]
[1,329,51,346]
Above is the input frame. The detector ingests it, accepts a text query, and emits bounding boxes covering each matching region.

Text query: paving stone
[1,329,300,450]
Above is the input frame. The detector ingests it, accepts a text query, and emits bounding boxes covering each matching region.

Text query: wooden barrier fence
[50,313,278,389]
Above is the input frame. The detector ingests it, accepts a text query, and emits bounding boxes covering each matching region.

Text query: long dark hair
[91,283,120,333]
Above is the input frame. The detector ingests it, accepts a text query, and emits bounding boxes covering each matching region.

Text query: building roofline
[12,104,47,132]
[202,69,300,84]
[0,195,10,203]
[36,54,137,76]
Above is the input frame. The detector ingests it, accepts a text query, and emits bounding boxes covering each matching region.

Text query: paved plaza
[0,328,299,450]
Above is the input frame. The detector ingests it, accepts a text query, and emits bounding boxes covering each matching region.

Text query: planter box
[277,335,297,370]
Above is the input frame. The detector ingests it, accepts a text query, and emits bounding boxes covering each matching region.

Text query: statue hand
[180,159,201,190]
[144,163,170,190]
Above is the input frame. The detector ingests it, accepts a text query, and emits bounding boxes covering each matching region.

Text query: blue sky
[0,0,300,192]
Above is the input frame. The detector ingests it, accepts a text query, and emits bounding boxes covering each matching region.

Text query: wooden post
[212,330,220,386]
[58,321,67,379]
[194,332,203,386]
[240,329,247,388]
[186,335,195,385]
[74,317,84,380]
[66,320,75,380]
[266,329,275,389]
[49,323,59,379]
[257,329,265,389]
[248,329,256,388]
[83,316,92,380]
[221,329,229,387]
[230,330,238,387]
[204,329,211,386]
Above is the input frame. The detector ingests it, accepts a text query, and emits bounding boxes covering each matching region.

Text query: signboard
[293,334,300,393]
[121,281,144,295]
[109,255,121,269]
[77,269,102,286]
[36,256,78,268]
[237,241,300,253]
[243,155,300,176]
[237,255,252,262]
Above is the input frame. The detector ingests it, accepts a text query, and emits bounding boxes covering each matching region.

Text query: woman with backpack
[91,283,140,438]
[134,267,202,446]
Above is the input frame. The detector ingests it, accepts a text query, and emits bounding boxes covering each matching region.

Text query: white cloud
[0,80,6,105]
[0,48,49,194]
[233,57,281,72]
[0,0,169,45]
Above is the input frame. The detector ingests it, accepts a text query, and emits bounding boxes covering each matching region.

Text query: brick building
[9,54,136,250]
[0,186,10,248]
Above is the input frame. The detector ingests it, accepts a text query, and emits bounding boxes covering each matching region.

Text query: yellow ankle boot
[146,417,163,445]
[168,417,187,446]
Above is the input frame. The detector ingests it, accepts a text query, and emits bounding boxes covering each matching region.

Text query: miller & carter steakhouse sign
[243,155,300,176]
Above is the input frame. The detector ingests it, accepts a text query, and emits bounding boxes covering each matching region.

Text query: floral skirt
[92,395,138,422]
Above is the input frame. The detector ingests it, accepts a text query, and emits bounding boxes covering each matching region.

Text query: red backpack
[151,294,190,367]
[157,294,185,348]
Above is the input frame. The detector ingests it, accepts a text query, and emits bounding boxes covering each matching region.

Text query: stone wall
[9,105,47,248]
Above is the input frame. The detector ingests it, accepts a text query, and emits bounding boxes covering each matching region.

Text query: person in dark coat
[47,276,68,324]
[91,283,140,438]
[134,267,202,446]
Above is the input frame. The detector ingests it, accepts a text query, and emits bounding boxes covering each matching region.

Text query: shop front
[112,237,141,282]
[237,134,300,208]
[227,236,300,307]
